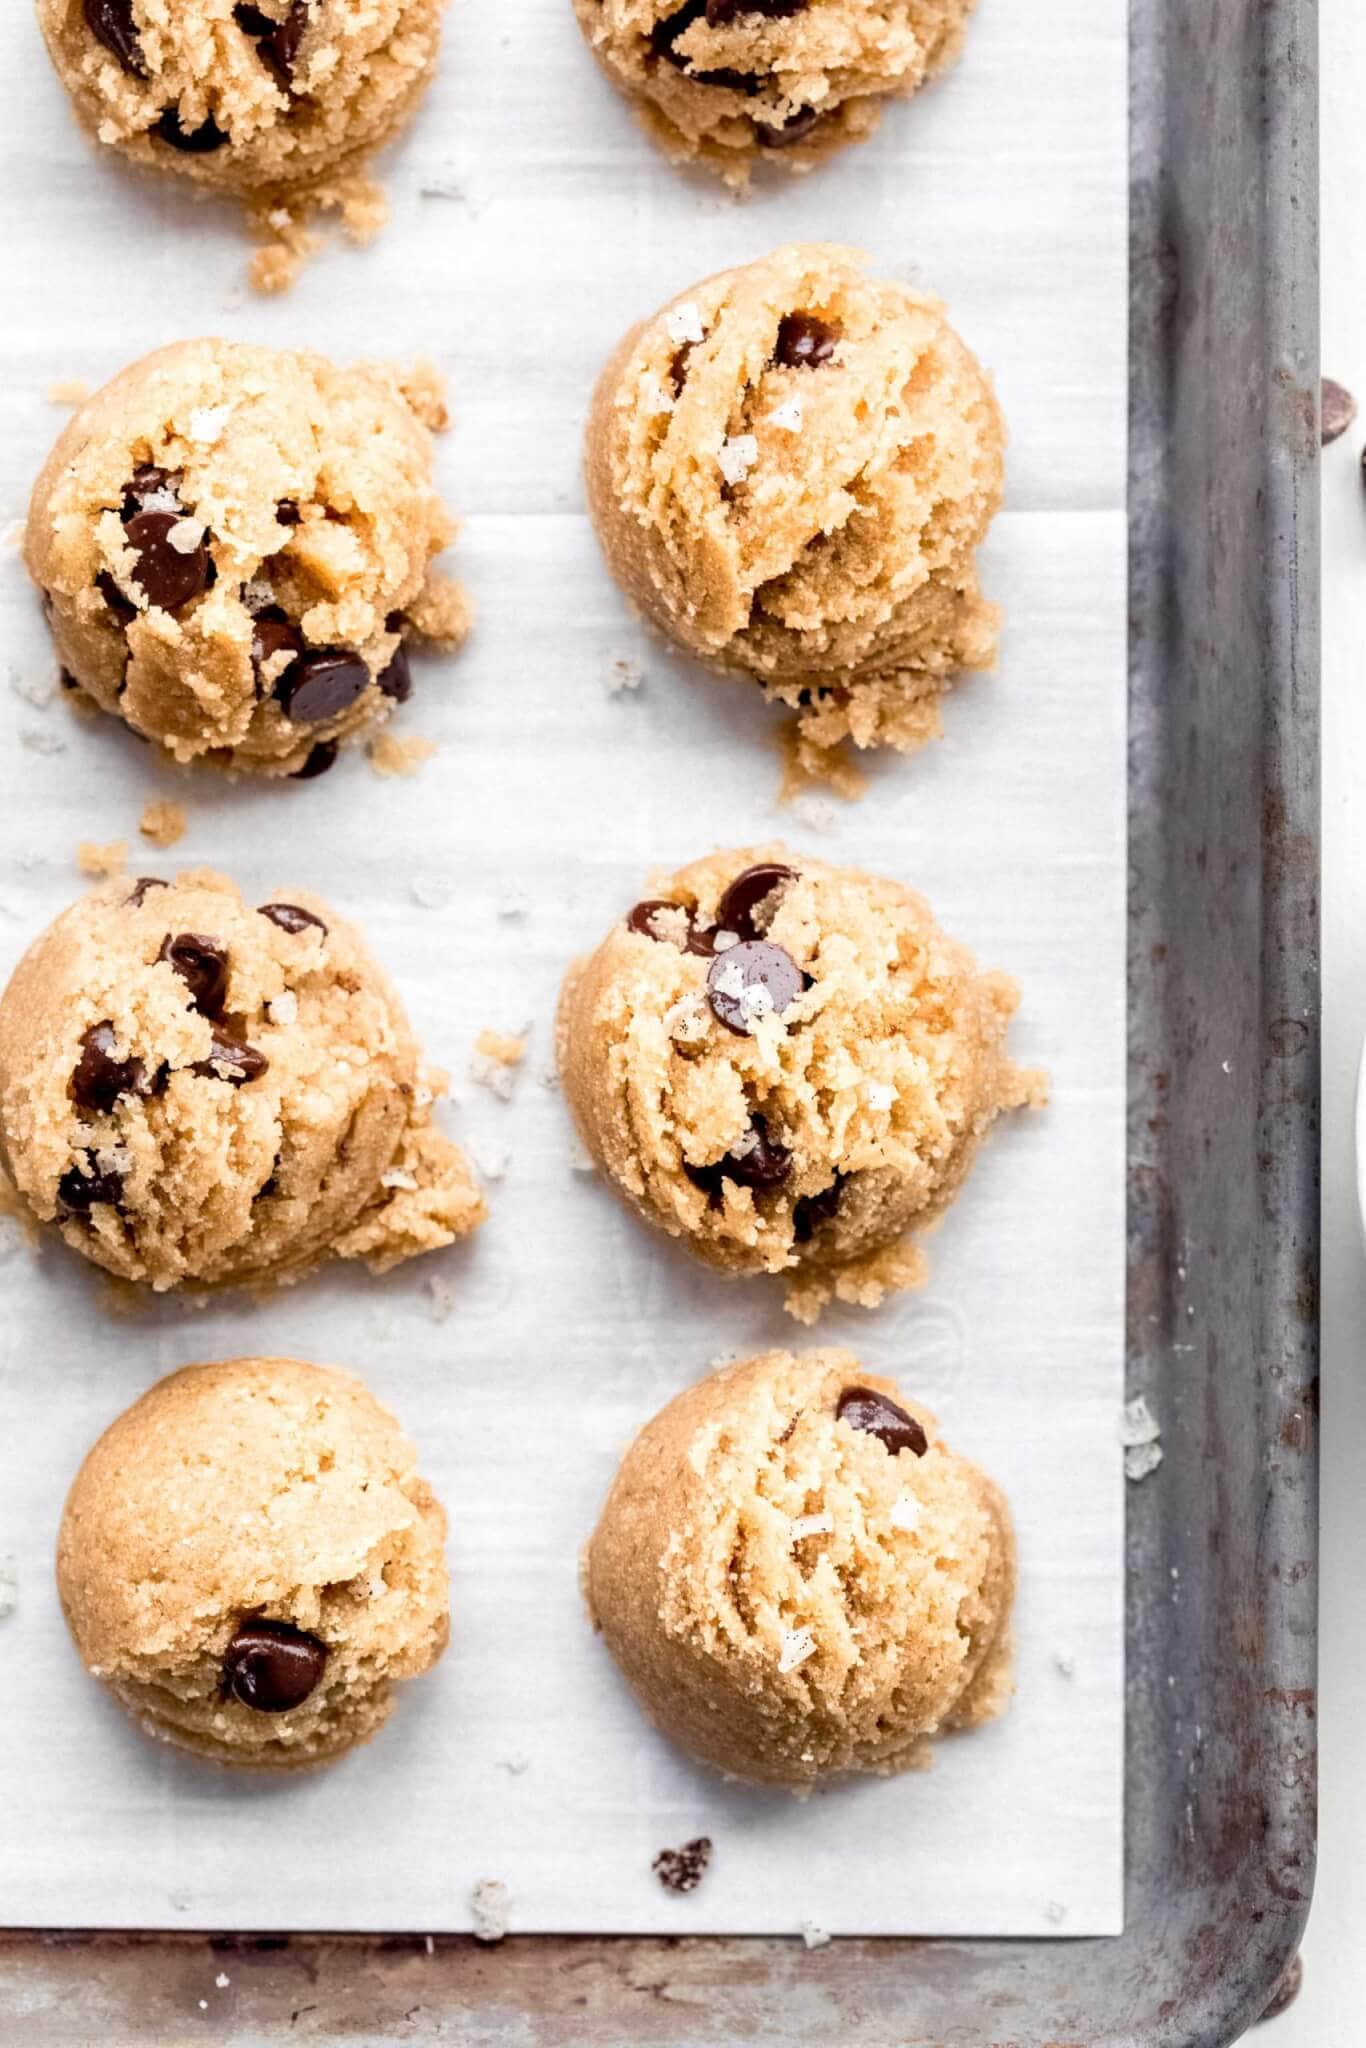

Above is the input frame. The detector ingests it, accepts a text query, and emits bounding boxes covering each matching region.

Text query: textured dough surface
[37,0,444,200]
[557,844,1043,1321]
[0,867,485,1291]
[58,1357,450,1767]
[586,1348,1014,1787]
[572,0,976,184]
[26,339,469,777]
[585,243,1004,756]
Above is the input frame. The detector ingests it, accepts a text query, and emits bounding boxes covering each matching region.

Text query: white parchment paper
[0,0,1126,1937]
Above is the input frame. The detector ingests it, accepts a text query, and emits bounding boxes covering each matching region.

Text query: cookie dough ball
[58,1357,450,1767]
[584,244,1003,757]
[572,0,975,185]
[38,0,444,203]
[26,339,469,778]
[586,1348,1014,1787]
[558,847,1042,1320]
[0,868,485,1291]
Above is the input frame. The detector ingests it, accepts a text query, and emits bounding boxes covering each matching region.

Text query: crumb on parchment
[47,378,91,407]
[77,839,127,879]
[139,799,187,848]
[367,733,437,779]
[246,171,388,296]
[776,718,869,805]
[470,1878,511,1943]
[653,1838,712,1894]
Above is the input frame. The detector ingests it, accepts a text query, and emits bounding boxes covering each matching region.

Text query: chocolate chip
[57,1158,124,1214]
[234,0,309,89]
[1322,377,1357,447]
[755,105,821,147]
[124,508,211,614]
[70,1021,153,1113]
[191,1026,269,1086]
[836,1386,928,1458]
[123,464,173,514]
[250,608,303,695]
[377,643,412,703]
[84,0,146,75]
[95,570,137,623]
[274,647,369,724]
[276,498,301,525]
[153,107,230,153]
[792,1173,844,1243]
[158,933,229,1016]
[652,1837,712,1894]
[714,861,796,940]
[222,1619,327,1713]
[686,1114,792,1204]
[706,938,804,1034]
[258,901,327,937]
[126,876,167,907]
[625,900,719,957]
[774,313,841,370]
[293,740,339,779]
[650,0,759,87]
[669,342,697,396]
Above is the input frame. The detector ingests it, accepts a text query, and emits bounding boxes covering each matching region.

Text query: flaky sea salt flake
[718,434,759,487]
[790,1512,833,1542]
[889,1493,921,1533]
[800,1920,831,1950]
[188,405,231,445]
[769,397,804,433]
[779,1625,816,1674]
[1120,1395,1161,1448]
[666,301,705,347]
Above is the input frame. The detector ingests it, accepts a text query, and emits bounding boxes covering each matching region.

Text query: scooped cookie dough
[26,339,469,779]
[572,0,975,185]
[37,0,445,282]
[584,244,1004,758]
[0,868,485,1291]
[58,1357,450,1767]
[586,1348,1014,1787]
[558,846,1043,1320]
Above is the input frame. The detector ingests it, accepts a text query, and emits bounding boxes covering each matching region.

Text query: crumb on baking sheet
[367,732,437,779]
[1120,1394,1163,1479]
[776,718,868,806]
[77,839,127,879]
[652,1838,712,1894]
[470,1878,511,1943]
[246,169,388,296]
[800,1920,831,1949]
[425,1274,455,1324]
[46,377,91,406]
[470,1029,528,1101]
[139,799,186,848]
[605,657,643,697]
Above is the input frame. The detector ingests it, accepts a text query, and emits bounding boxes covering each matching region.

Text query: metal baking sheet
[0,0,1318,2037]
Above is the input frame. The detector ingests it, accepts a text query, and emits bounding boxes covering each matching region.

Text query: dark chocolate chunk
[293,739,339,779]
[376,643,412,703]
[258,901,327,937]
[276,498,301,525]
[57,1158,125,1214]
[669,341,697,396]
[706,938,804,1034]
[158,932,229,1016]
[234,0,310,90]
[650,0,758,87]
[685,1114,791,1205]
[191,1026,269,1086]
[792,1173,844,1243]
[70,1021,153,1114]
[714,861,795,940]
[250,608,303,695]
[84,0,147,75]
[126,875,167,907]
[626,899,718,957]
[222,1619,327,1712]
[124,507,211,613]
[153,106,231,153]
[274,647,369,724]
[652,1837,712,1894]
[774,312,841,370]
[836,1385,928,1458]
[755,104,821,147]
[96,570,137,623]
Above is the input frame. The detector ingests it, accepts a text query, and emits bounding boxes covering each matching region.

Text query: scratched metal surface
[0,0,1319,2039]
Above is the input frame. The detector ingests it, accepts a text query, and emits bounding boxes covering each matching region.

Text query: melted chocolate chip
[126,875,167,907]
[836,1386,928,1458]
[293,739,339,779]
[669,342,697,396]
[124,507,211,613]
[625,900,719,957]
[234,0,309,89]
[755,105,821,147]
[685,1114,792,1204]
[96,570,137,623]
[274,647,369,724]
[158,933,229,1016]
[123,464,172,514]
[84,0,146,75]
[377,644,412,703]
[706,938,804,1034]
[57,1158,124,1214]
[259,901,327,936]
[70,1021,153,1114]
[774,312,841,370]
[714,861,796,940]
[222,1619,327,1712]
[792,1173,844,1243]
[250,608,303,695]
[191,1026,269,1086]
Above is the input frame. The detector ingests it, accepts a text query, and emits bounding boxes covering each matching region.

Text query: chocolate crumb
[653,1837,713,1894]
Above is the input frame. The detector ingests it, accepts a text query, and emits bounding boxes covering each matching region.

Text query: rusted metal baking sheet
[0,0,1319,2038]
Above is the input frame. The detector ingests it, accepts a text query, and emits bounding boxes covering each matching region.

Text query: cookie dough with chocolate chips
[572,0,976,185]
[58,1356,450,1766]
[585,1348,1015,1787]
[584,244,1004,758]
[0,868,485,1291]
[557,847,1043,1320]
[26,339,469,778]
[37,0,445,266]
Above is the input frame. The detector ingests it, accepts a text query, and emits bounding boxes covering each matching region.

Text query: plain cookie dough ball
[38,0,444,202]
[584,244,1004,757]
[586,1348,1014,1787]
[26,339,469,778]
[571,0,976,185]
[58,1357,450,1767]
[557,846,1042,1320]
[0,868,485,1291]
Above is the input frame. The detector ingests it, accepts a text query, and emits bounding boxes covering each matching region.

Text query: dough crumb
[1125,1441,1163,1482]
[367,733,438,779]
[139,799,187,849]
[425,1275,456,1324]
[1120,1394,1161,1448]
[76,839,127,879]
[20,727,64,756]
[10,669,57,712]
[604,657,644,697]
[246,171,387,295]
[777,720,868,805]
[652,1838,712,1894]
[470,1878,511,1943]
[471,1141,510,1183]
[470,1030,528,1101]
[800,1921,831,1950]
[46,377,91,406]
